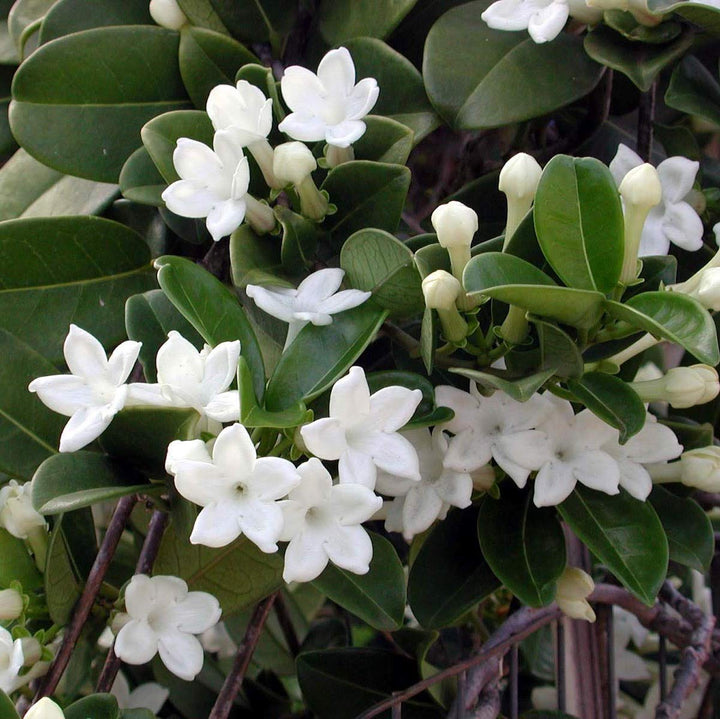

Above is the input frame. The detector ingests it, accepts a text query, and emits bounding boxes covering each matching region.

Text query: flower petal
[443,428,493,472]
[617,459,652,501]
[115,620,159,665]
[28,375,95,416]
[162,180,217,218]
[283,525,329,582]
[325,120,366,148]
[204,391,240,423]
[402,484,444,538]
[290,458,332,508]
[367,386,423,432]
[171,592,221,633]
[190,502,242,547]
[316,288,371,315]
[277,112,328,142]
[124,575,155,618]
[201,341,240,399]
[173,138,222,184]
[346,78,379,120]
[157,630,204,681]
[173,461,233,506]
[662,201,704,252]
[317,47,356,95]
[482,0,546,29]
[527,1,569,43]
[280,66,325,113]
[324,524,373,574]
[657,156,699,203]
[435,385,479,433]
[106,341,141,385]
[296,267,345,302]
[338,446,377,488]
[356,431,421,481]
[609,143,642,186]
[206,199,247,241]
[64,325,108,378]
[533,460,576,507]
[157,332,203,388]
[250,457,301,500]
[301,417,348,460]
[212,423,257,476]
[328,483,382,525]
[571,450,620,495]
[59,406,115,452]
[245,284,298,323]
[237,499,284,553]
[433,470,473,509]
[126,682,170,713]
[330,366,371,422]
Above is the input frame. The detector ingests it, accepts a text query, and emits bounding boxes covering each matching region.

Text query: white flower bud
[20,637,42,667]
[0,588,23,621]
[273,142,317,186]
[680,446,720,491]
[663,365,719,408]
[697,268,720,311]
[24,698,65,719]
[0,481,46,540]
[499,153,543,247]
[149,0,188,30]
[431,201,478,251]
[422,270,461,310]
[556,567,596,623]
[619,163,662,208]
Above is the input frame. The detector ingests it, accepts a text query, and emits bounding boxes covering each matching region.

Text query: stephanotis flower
[278,47,379,149]
[300,366,423,490]
[610,143,704,256]
[28,325,141,452]
[0,626,24,693]
[246,268,371,349]
[113,574,221,682]
[25,699,65,719]
[0,480,46,540]
[378,427,473,541]
[279,458,382,582]
[166,424,300,551]
[111,672,169,714]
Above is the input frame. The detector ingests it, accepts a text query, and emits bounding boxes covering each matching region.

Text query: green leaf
[604,292,720,365]
[0,216,155,363]
[0,330,63,480]
[276,205,320,272]
[155,254,266,401]
[32,452,149,514]
[647,0,720,34]
[420,306,435,374]
[423,0,603,129]
[353,115,414,165]
[265,303,387,410]
[478,488,566,607]
[312,533,405,631]
[119,146,166,206]
[463,252,557,293]
[208,0,296,45]
[534,156,624,292]
[450,368,556,403]
[341,228,424,318]
[64,694,120,719]
[532,318,584,379]
[665,55,720,127]
[229,223,283,288]
[584,25,694,92]
[10,26,190,182]
[8,0,56,61]
[649,486,713,572]
[321,161,411,245]
[317,0,417,44]
[408,506,500,629]
[0,691,20,719]
[178,26,256,108]
[567,372,645,443]
[559,487,668,604]
[175,0,229,34]
[0,528,42,591]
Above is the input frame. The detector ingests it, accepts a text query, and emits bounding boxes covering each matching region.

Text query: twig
[637,81,657,162]
[273,592,301,657]
[692,491,720,510]
[95,509,169,693]
[208,593,278,719]
[470,674,501,719]
[33,495,138,701]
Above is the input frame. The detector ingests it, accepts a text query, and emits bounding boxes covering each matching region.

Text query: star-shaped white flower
[28,325,141,452]
[300,366,423,490]
[377,427,473,541]
[166,424,300,551]
[0,480,46,540]
[246,268,371,349]
[435,383,552,487]
[0,625,24,694]
[610,143,703,256]
[114,574,221,682]
[279,458,382,582]
[278,47,379,148]
[532,395,620,507]
[128,332,240,431]
[111,672,169,714]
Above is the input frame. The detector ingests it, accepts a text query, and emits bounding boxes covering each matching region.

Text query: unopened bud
[556,567,596,623]
[422,271,468,343]
[20,637,42,666]
[499,153,542,246]
[634,365,719,409]
[273,142,329,220]
[25,698,65,719]
[696,268,720,311]
[149,0,188,30]
[0,480,46,540]
[431,201,477,284]
[0,588,23,621]
[680,446,720,491]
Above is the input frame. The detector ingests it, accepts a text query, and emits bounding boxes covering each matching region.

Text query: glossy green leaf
[155,254,266,401]
[208,0,296,44]
[534,155,624,292]
[423,1,603,129]
[0,216,155,363]
[463,252,556,293]
[175,0,228,34]
[0,528,42,591]
[318,0,417,43]
[604,292,720,365]
[420,306,435,374]
[8,0,58,57]
[313,533,405,631]
[0,691,20,719]
[604,11,682,43]
[64,694,119,719]
[321,161,411,244]
[451,368,556,403]
[119,147,166,206]
[265,303,387,410]
[32,452,149,514]
[647,0,720,34]
[179,26,256,108]
[649,486,713,572]
[229,223,283,288]
[478,488,565,607]
[408,506,500,629]
[341,228,424,317]
[11,26,190,182]
[353,115,414,164]
[276,205,320,272]
[532,318,584,379]
[665,55,720,127]
[567,372,645,443]
[559,487,668,605]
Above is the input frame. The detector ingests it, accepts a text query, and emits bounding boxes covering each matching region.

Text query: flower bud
[149,0,188,30]
[664,365,719,408]
[25,698,65,719]
[422,270,461,310]
[273,142,317,186]
[680,446,720,491]
[556,567,596,623]
[0,480,46,540]
[0,588,23,621]
[20,637,42,666]
[696,268,720,311]
[499,153,542,246]
[431,201,478,283]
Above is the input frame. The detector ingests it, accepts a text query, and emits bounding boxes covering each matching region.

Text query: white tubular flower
[0,481,46,540]
[601,413,683,501]
[149,0,188,29]
[377,427,473,541]
[161,131,275,241]
[167,424,300,551]
[300,366,423,490]
[481,0,570,43]
[431,201,478,282]
[273,142,330,221]
[422,270,468,343]
[0,626,24,693]
[610,143,703,258]
[679,446,720,491]
[28,325,141,453]
[0,589,23,621]
[112,672,169,714]
[206,81,281,190]
[279,458,382,582]
[631,364,720,409]
[24,699,65,719]
[670,266,720,312]
[436,384,552,487]
[114,575,221,682]
[279,47,379,150]
[128,332,240,430]
[555,567,596,623]
[246,269,371,350]
[499,152,543,245]
[532,394,620,507]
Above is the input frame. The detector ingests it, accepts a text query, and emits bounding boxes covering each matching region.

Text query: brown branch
[95,509,169,693]
[637,81,657,162]
[34,495,138,701]
[273,592,301,658]
[208,592,278,719]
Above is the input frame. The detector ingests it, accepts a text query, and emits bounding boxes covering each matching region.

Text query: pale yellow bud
[499,153,543,247]
[25,698,65,719]
[663,365,719,408]
[431,202,477,282]
[273,142,317,186]
[680,446,720,492]
[619,164,662,208]
[697,268,720,311]
[422,270,461,310]
[556,567,596,623]
[149,0,188,30]
[0,588,23,621]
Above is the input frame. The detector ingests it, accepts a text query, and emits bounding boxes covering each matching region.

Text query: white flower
[614,607,651,681]
[300,366,422,490]
[114,574,221,681]
[200,621,237,658]
[601,413,683,501]
[610,143,703,256]
[532,394,620,507]
[555,567,596,622]
[128,332,240,430]
[279,47,379,148]
[28,325,141,453]
[435,384,552,487]
[0,589,23,621]
[481,0,570,43]
[421,271,468,343]
[431,201,478,281]
[167,424,300,551]
[112,671,169,713]
[0,481,46,539]
[279,458,382,582]
[149,0,187,29]
[24,698,65,719]
[377,427,473,541]
[499,152,543,243]
[679,446,720,491]
[246,268,371,349]
[0,625,24,693]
